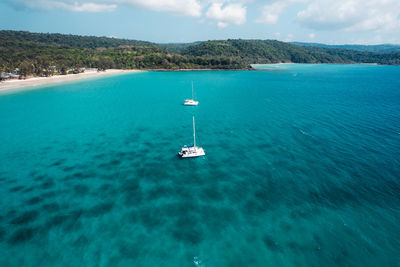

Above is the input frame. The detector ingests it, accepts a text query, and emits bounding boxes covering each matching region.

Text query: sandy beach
[0,69,142,92]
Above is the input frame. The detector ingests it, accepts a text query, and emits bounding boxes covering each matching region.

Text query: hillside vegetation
[183,39,400,65]
[1,31,399,78]
[0,31,247,77]
[292,42,400,53]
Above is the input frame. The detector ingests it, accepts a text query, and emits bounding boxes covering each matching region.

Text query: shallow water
[0,65,400,266]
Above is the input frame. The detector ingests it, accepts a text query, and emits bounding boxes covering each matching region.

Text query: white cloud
[256,1,288,24]
[217,21,229,28]
[206,2,247,28]
[12,0,116,12]
[256,0,306,24]
[66,2,117,12]
[309,32,315,39]
[285,33,294,42]
[297,0,400,32]
[12,0,202,16]
[256,0,400,37]
[117,0,202,17]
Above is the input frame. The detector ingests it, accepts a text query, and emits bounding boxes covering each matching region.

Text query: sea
[0,64,399,266]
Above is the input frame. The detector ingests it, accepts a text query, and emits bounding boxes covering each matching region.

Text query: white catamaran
[178,116,205,158]
[183,82,199,106]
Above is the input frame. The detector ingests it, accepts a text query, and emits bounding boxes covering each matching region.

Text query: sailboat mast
[193,116,196,147]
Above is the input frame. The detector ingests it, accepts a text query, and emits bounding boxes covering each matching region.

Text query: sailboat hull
[183,100,198,106]
[178,116,204,158]
[178,147,205,158]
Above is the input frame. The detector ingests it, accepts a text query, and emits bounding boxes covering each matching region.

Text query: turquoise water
[0,65,400,266]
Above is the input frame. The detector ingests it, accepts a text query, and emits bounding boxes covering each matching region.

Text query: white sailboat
[183,82,199,106]
[178,116,205,158]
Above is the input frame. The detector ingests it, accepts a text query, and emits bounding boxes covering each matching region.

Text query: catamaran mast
[193,116,196,147]
[192,81,194,99]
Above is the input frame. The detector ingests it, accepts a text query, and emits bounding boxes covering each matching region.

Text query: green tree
[18,60,34,79]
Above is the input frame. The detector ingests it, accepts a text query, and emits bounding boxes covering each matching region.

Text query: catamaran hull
[178,151,205,158]
[183,102,198,106]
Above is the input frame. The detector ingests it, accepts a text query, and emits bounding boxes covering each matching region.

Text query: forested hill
[0,31,248,75]
[0,30,155,48]
[182,40,400,65]
[291,42,400,53]
[1,31,400,78]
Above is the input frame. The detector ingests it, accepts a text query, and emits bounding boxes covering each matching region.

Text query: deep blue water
[0,64,400,266]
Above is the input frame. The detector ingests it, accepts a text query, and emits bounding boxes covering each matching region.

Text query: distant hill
[157,42,202,54]
[0,31,248,76]
[0,30,155,48]
[292,42,400,53]
[183,39,400,65]
[1,30,400,78]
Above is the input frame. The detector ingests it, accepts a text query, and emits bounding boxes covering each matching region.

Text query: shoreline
[251,62,382,66]
[0,68,252,93]
[145,68,252,71]
[0,69,142,93]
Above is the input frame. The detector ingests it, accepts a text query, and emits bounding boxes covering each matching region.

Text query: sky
[1,0,400,44]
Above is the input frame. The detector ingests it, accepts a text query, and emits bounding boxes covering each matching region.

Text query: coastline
[0,69,142,93]
[145,68,253,71]
[251,62,381,66]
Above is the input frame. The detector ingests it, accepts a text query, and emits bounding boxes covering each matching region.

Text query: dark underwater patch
[167,206,205,245]
[332,246,350,265]
[287,241,300,250]
[85,202,114,217]
[243,199,267,214]
[33,174,48,182]
[42,203,61,213]
[97,162,108,169]
[120,178,141,193]
[40,179,55,189]
[279,221,292,231]
[108,159,121,167]
[45,214,69,229]
[99,183,113,191]
[50,159,65,167]
[201,206,237,232]
[123,191,143,206]
[9,185,25,192]
[8,227,36,245]
[171,185,193,201]
[0,227,5,242]
[73,184,90,195]
[145,184,174,201]
[97,183,117,197]
[10,210,39,225]
[72,171,94,180]
[7,178,18,184]
[263,234,282,252]
[290,209,308,220]
[62,209,85,231]
[137,208,165,230]
[92,153,107,160]
[22,186,35,193]
[26,196,44,205]
[118,240,141,260]
[7,209,17,218]
[171,218,204,245]
[160,200,199,221]
[62,165,75,172]
[40,191,57,198]
[200,185,223,201]
[73,235,89,248]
